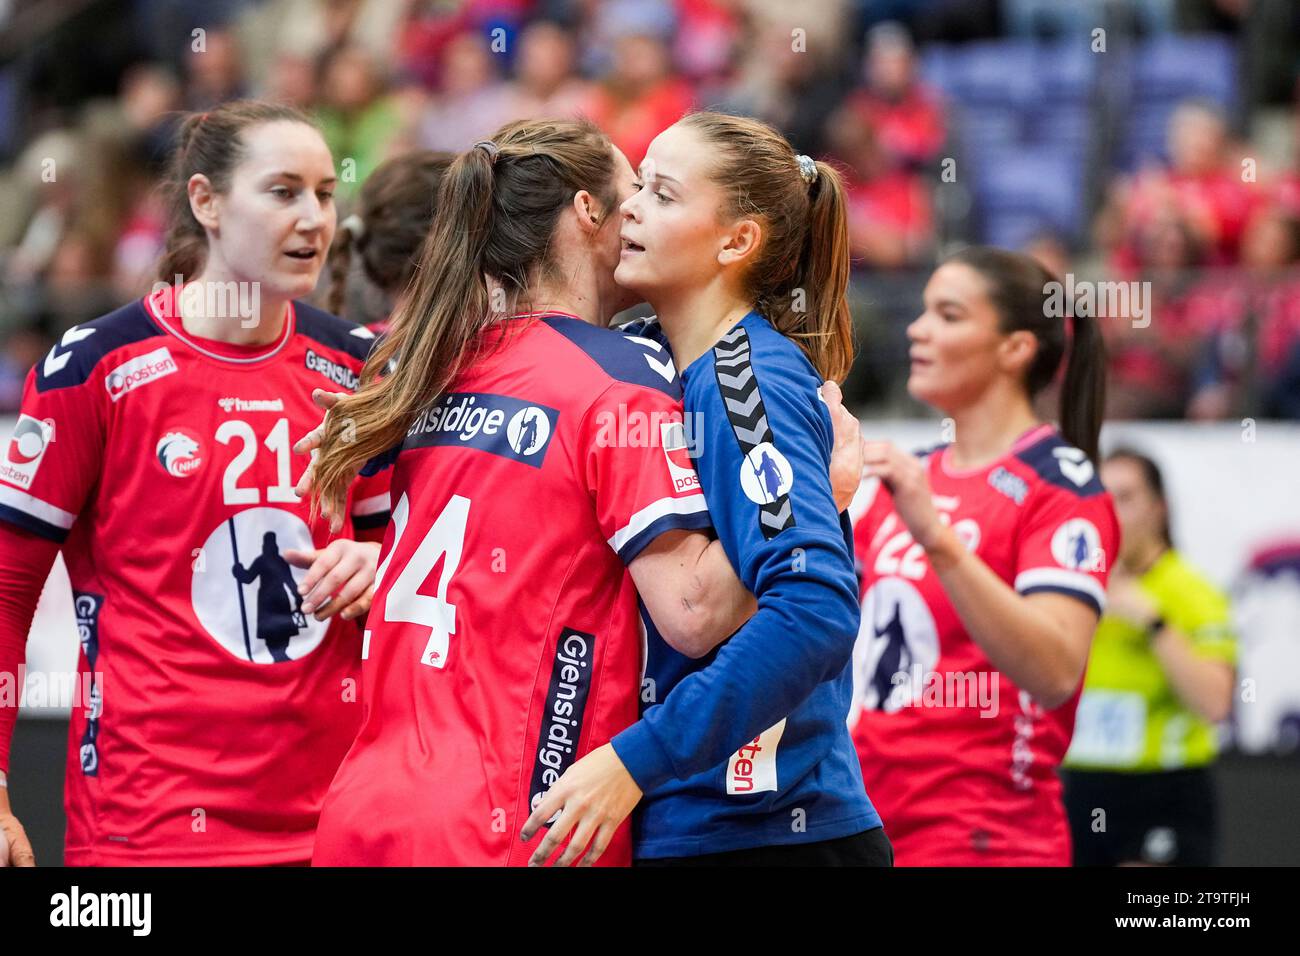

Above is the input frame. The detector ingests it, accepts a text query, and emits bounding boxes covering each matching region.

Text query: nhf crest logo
[1,415,55,489]
[156,428,204,477]
[660,421,700,493]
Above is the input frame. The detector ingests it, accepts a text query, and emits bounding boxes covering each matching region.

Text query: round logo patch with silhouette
[191,508,325,663]
[507,406,550,457]
[855,577,940,713]
[1050,518,1101,570]
[739,442,794,504]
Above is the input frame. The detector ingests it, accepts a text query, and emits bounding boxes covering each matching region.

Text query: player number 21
[216,418,299,505]
[374,492,469,670]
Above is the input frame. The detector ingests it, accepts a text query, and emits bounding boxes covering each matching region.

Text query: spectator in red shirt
[842,22,946,171]
[1187,205,1300,419]
[672,0,742,85]
[825,103,934,270]
[584,33,694,166]
[502,20,595,121]
[1102,100,1261,270]
[1103,210,1208,419]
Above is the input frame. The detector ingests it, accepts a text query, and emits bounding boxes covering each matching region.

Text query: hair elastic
[796,154,818,185]
[474,140,500,165]
[340,214,366,239]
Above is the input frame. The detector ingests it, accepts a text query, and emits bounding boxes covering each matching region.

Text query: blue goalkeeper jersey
[612,312,880,858]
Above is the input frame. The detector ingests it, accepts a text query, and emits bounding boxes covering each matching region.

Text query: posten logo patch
[660,421,699,494]
[0,415,54,489]
[104,347,178,402]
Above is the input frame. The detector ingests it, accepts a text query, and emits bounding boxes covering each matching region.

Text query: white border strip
[352,492,392,516]
[0,483,77,530]
[608,494,709,554]
[1014,566,1107,610]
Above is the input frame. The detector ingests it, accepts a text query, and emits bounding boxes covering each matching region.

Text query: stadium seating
[1118,34,1238,169]
[922,34,1238,242]
[921,40,1096,245]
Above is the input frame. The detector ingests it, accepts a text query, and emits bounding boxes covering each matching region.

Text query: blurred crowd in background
[2,0,1299,420]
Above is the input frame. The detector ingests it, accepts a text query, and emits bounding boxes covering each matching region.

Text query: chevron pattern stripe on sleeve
[712,325,795,539]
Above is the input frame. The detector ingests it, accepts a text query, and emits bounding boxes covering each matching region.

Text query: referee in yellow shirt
[1062,449,1237,866]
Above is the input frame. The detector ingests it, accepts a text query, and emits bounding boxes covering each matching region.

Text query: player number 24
[374,492,469,670]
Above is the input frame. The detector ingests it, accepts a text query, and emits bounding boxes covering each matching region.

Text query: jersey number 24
[371,492,469,670]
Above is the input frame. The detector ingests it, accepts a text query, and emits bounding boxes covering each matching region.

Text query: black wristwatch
[1144,615,1167,642]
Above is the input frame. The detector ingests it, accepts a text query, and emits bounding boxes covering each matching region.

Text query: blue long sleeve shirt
[612,312,880,858]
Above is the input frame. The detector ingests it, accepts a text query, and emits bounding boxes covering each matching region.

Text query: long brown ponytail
[945,246,1108,462]
[158,100,317,283]
[310,118,618,518]
[678,111,854,381]
[1060,304,1107,465]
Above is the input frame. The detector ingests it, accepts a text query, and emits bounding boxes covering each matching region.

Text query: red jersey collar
[144,283,296,364]
[938,423,1056,479]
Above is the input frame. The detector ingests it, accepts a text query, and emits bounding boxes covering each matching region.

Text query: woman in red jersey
[0,100,386,865]
[849,246,1119,866]
[304,119,778,867]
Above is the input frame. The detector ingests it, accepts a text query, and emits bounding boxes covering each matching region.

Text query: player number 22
[375,492,469,670]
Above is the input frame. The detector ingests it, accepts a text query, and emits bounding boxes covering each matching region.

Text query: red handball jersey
[849,425,1118,866]
[0,285,390,865]
[311,313,711,867]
